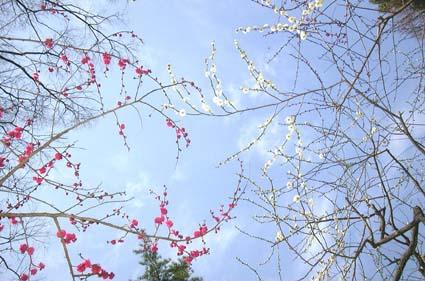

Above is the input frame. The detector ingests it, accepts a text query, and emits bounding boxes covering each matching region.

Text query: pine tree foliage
[133,248,203,281]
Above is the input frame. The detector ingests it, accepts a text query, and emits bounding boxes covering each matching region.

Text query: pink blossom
[118,58,128,70]
[165,219,173,228]
[43,38,54,48]
[102,52,112,65]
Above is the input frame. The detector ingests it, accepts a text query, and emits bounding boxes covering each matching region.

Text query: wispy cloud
[125,171,151,209]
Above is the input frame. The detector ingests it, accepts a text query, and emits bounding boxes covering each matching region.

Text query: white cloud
[170,165,186,183]
[207,224,240,252]
[125,171,151,208]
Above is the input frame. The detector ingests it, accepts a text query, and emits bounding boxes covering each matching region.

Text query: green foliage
[370,0,425,12]
[369,0,425,37]
[133,249,203,281]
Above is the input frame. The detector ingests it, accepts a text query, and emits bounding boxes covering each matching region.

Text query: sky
[38,1,291,281]
[4,1,423,281]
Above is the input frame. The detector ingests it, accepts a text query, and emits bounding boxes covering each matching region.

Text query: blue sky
[37,1,289,280]
[11,1,424,280]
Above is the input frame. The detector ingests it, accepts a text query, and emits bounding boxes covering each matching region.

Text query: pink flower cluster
[76,259,115,279]
[56,229,77,244]
[17,243,45,280]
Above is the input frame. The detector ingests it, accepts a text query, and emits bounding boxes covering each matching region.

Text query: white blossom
[178,109,186,117]
[275,231,284,242]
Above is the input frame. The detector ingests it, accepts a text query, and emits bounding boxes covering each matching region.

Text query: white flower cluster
[237,0,325,40]
[241,87,249,94]
[362,121,379,142]
[275,231,284,242]
[178,109,186,117]
[200,99,212,113]
[167,64,178,86]
[165,64,196,118]
[295,139,303,158]
[313,254,336,281]
[204,42,235,110]
[356,110,364,118]
[302,0,324,15]
[234,40,276,91]
[237,23,306,40]
[167,63,217,116]
[285,116,304,158]
[285,115,295,141]
[262,144,284,174]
